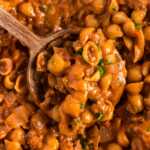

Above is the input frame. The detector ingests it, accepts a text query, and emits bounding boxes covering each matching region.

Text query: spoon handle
[0,8,42,50]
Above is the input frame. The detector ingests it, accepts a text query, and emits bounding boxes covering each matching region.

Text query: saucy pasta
[0,0,150,150]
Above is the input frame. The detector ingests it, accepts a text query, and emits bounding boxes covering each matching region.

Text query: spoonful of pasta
[0,8,70,111]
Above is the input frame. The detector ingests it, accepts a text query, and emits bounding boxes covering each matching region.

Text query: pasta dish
[0,0,150,150]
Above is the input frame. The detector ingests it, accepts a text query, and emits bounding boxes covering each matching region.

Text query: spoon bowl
[0,8,69,112]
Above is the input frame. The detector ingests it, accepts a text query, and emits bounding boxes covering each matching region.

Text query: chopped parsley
[75,48,83,55]
[98,58,103,65]
[80,103,85,109]
[98,66,105,77]
[70,118,80,128]
[134,23,142,30]
[79,137,87,150]
[96,112,104,121]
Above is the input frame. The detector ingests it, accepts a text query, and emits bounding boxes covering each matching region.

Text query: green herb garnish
[96,112,104,121]
[98,58,103,65]
[70,118,80,128]
[79,137,87,150]
[134,23,142,30]
[75,48,83,55]
[80,103,85,109]
[98,66,105,76]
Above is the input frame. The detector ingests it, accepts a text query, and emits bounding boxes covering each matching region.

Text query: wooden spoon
[0,8,69,108]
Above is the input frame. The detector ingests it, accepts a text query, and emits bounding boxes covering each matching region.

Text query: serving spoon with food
[0,8,70,111]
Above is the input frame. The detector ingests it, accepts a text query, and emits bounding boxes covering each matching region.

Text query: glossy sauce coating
[0,0,150,150]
